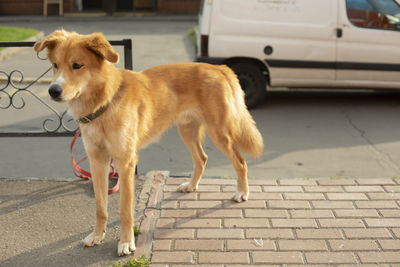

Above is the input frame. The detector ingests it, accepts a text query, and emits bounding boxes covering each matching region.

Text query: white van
[196,0,400,108]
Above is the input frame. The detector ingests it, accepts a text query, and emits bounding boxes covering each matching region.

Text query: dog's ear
[84,33,119,64]
[34,30,70,52]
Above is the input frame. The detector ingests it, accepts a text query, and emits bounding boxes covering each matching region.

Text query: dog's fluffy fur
[34,30,264,256]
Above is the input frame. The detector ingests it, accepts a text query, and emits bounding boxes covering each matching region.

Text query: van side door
[209,0,338,88]
[336,0,400,88]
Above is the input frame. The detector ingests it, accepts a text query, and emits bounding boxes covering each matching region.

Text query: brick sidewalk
[141,175,400,266]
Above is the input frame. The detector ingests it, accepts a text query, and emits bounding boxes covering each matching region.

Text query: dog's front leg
[115,154,137,256]
[83,146,110,247]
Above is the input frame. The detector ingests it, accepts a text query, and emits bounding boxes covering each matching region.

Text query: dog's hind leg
[83,147,111,247]
[207,129,249,202]
[177,120,208,193]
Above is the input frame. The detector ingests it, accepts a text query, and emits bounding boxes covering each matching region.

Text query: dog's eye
[53,63,58,69]
[72,63,83,70]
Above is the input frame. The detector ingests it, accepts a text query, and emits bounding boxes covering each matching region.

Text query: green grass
[187,26,198,47]
[109,226,149,267]
[134,225,141,236]
[110,255,150,267]
[0,26,39,42]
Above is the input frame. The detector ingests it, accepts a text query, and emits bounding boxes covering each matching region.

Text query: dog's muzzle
[48,84,63,101]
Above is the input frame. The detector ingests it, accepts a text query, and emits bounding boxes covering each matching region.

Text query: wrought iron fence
[0,39,133,137]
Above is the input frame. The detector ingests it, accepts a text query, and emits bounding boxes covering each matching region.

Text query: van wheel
[230,62,267,109]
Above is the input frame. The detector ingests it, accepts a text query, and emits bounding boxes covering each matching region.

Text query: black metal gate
[0,39,133,137]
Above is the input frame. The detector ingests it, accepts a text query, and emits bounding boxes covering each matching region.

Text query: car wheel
[230,62,267,109]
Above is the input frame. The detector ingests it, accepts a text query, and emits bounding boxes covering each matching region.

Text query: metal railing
[0,39,132,137]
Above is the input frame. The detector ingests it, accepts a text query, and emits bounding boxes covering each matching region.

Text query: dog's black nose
[48,84,62,100]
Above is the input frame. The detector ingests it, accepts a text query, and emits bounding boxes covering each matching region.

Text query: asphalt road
[1,17,400,180]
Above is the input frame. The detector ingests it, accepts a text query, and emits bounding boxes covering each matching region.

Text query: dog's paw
[177,181,198,193]
[83,232,105,247]
[232,191,249,202]
[118,240,136,256]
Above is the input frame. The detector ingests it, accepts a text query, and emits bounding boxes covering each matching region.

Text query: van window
[346,0,400,31]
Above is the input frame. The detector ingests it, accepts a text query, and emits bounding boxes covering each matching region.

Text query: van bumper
[196,57,227,65]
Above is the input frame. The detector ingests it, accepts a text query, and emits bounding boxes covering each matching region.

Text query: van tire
[230,62,267,109]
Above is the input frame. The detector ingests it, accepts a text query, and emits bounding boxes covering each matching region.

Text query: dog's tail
[219,65,264,158]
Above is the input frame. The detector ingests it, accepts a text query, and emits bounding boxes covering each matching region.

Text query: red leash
[70,129,120,194]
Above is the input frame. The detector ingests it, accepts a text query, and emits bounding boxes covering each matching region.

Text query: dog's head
[34,30,119,102]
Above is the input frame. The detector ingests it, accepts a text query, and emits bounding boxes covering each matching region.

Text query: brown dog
[34,30,264,256]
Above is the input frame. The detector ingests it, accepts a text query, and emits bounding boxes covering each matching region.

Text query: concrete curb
[134,171,167,259]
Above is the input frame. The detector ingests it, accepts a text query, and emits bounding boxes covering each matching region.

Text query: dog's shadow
[0,180,94,217]
[0,179,126,266]
[0,220,123,267]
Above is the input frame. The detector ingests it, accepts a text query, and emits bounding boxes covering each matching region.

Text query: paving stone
[152,240,171,251]
[222,185,262,192]
[305,252,357,264]
[384,186,400,192]
[263,185,303,192]
[365,218,400,227]
[222,200,266,209]
[290,209,334,218]
[197,228,244,239]
[198,252,249,264]
[318,218,365,228]
[252,252,304,264]
[271,218,318,228]
[312,200,355,209]
[358,252,400,263]
[284,192,325,200]
[344,185,384,192]
[163,192,198,200]
[197,209,242,218]
[244,209,288,218]
[226,239,275,251]
[174,240,224,251]
[343,228,392,238]
[146,177,400,266]
[279,178,318,185]
[154,229,195,239]
[248,179,277,185]
[392,228,400,238]
[200,179,237,185]
[304,186,344,192]
[152,252,195,264]
[368,192,400,200]
[379,209,400,217]
[296,229,344,239]
[317,179,356,186]
[175,218,221,228]
[356,178,395,185]
[355,200,398,209]
[246,228,294,239]
[326,193,368,200]
[224,218,270,228]
[334,209,380,218]
[180,200,222,209]
[156,218,175,228]
[278,240,328,251]
[328,240,379,251]
[378,239,400,250]
[161,209,197,218]
[268,200,311,209]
